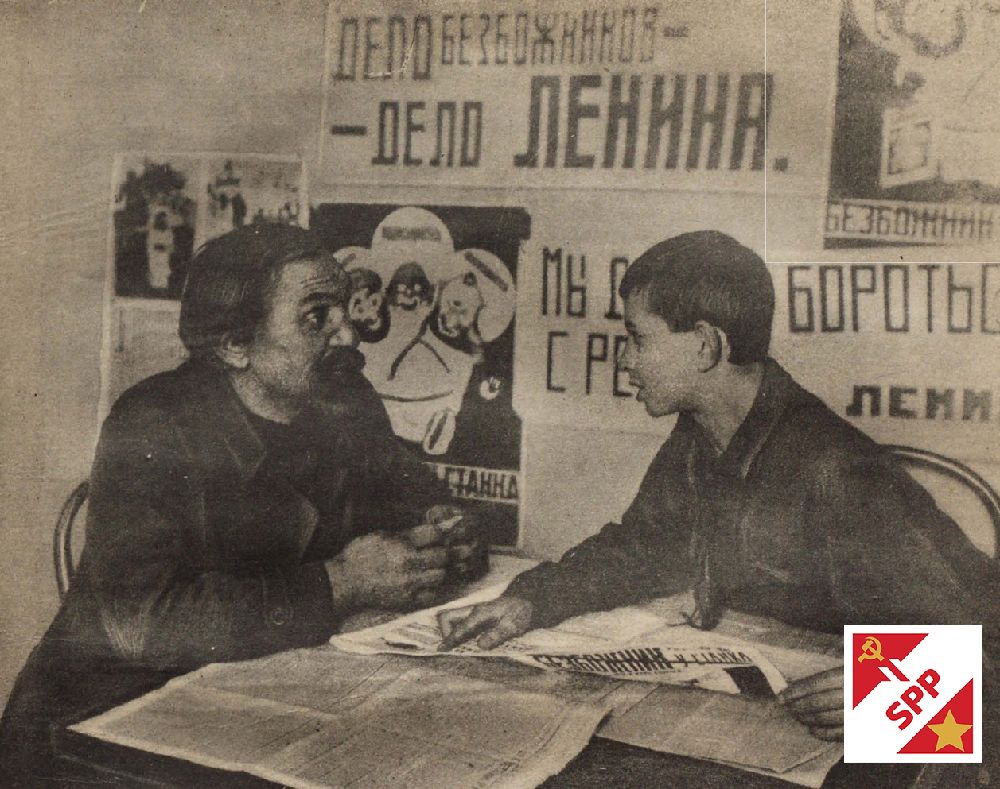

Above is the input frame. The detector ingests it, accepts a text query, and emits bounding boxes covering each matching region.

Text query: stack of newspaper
[331,556,846,786]
[73,555,844,788]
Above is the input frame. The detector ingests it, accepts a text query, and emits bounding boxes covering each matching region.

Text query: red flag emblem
[844,625,981,764]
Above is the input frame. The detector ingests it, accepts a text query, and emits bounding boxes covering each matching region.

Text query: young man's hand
[325,532,448,612]
[778,666,844,741]
[436,596,533,651]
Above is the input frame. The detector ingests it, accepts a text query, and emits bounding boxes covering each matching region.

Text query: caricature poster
[827,0,1000,248]
[313,203,530,545]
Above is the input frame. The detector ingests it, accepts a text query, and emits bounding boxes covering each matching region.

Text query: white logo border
[843,624,982,764]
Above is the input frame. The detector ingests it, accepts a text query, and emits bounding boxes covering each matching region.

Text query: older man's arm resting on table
[85,401,456,670]
[312,387,488,585]
[366,430,488,582]
[305,362,488,585]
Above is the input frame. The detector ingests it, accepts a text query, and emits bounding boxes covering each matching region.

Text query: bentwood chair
[884,444,1000,558]
[878,453,999,789]
[54,480,89,600]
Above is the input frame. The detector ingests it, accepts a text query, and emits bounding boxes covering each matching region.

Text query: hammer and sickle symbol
[857,635,884,663]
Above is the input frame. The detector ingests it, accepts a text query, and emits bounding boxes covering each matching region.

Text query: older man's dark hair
[620,231,774,365]
[179,224,349,363]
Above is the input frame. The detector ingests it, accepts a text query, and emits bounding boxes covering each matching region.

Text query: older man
[1,225,482,783]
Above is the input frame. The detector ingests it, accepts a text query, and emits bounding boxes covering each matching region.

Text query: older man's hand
[413,504,489,584]
[325,532,448,612]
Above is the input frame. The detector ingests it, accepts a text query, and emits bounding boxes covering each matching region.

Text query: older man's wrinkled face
[245,258,357,408]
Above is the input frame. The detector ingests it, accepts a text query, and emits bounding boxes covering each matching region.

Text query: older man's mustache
[309,347,364,396]
[319,345,366,375]
[306,346,366,404]
[300,346,393,435]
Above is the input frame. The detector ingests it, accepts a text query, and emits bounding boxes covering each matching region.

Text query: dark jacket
[509,360,1000,635]
[0,359,450,783]
[506,360,999,785]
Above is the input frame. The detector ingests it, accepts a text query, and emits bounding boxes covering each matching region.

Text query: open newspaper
[331,555,846,787]
[331,560,787,696]
[70,555,615,789]
[72,555,843,788]
[71,647,610,789]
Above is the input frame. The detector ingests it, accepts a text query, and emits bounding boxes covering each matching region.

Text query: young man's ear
[214,333,251,370]
[693,321,730,371]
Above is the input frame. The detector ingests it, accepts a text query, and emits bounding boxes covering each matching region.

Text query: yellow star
[927,709,972,752]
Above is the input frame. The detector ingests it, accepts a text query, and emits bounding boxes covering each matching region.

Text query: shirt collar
[176,361,268,483]
[689,358,797,481]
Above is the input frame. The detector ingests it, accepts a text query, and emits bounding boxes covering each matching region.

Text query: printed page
[71,647,609,789]
[331,589,846,785]
[595,599,845,786]
[332,587,788,695]
[599,683,841,784]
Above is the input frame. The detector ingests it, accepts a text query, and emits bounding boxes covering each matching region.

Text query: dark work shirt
[506,359,1000,653]
[0,360,453,784]
[505,360,1000,785]
[243,409,339,559]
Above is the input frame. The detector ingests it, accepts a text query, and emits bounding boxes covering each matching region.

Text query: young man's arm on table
[439,438,695,649]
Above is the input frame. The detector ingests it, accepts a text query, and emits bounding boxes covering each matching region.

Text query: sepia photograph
[203,156,305,241]
[1,1,999,787]
[112,155,199,299]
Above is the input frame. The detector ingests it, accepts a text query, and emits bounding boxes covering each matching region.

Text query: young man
[1,225,483,783]
[440,231,997,782]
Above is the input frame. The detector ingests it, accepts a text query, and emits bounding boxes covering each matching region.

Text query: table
[56,723,819,788]
[46,555,919,788]
[54,686,921,789]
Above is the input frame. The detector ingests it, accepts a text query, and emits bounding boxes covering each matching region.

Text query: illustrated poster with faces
[827,0,1000,250]
[312,204,530,546]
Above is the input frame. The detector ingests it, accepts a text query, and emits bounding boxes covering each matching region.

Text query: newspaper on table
[331,564,788,696]
[595,603,846,789]
[72,555,844,788]
[71,554,613,789]
[331,562,846,787]
[70,646,610,789]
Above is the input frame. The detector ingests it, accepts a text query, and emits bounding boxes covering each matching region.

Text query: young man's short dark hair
[179,224,349,362]
[619,230,774,365]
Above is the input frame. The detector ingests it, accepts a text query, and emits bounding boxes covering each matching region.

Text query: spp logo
[844,625,981,763]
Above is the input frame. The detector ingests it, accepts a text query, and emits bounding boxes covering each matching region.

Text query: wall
[0,0,329,706]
